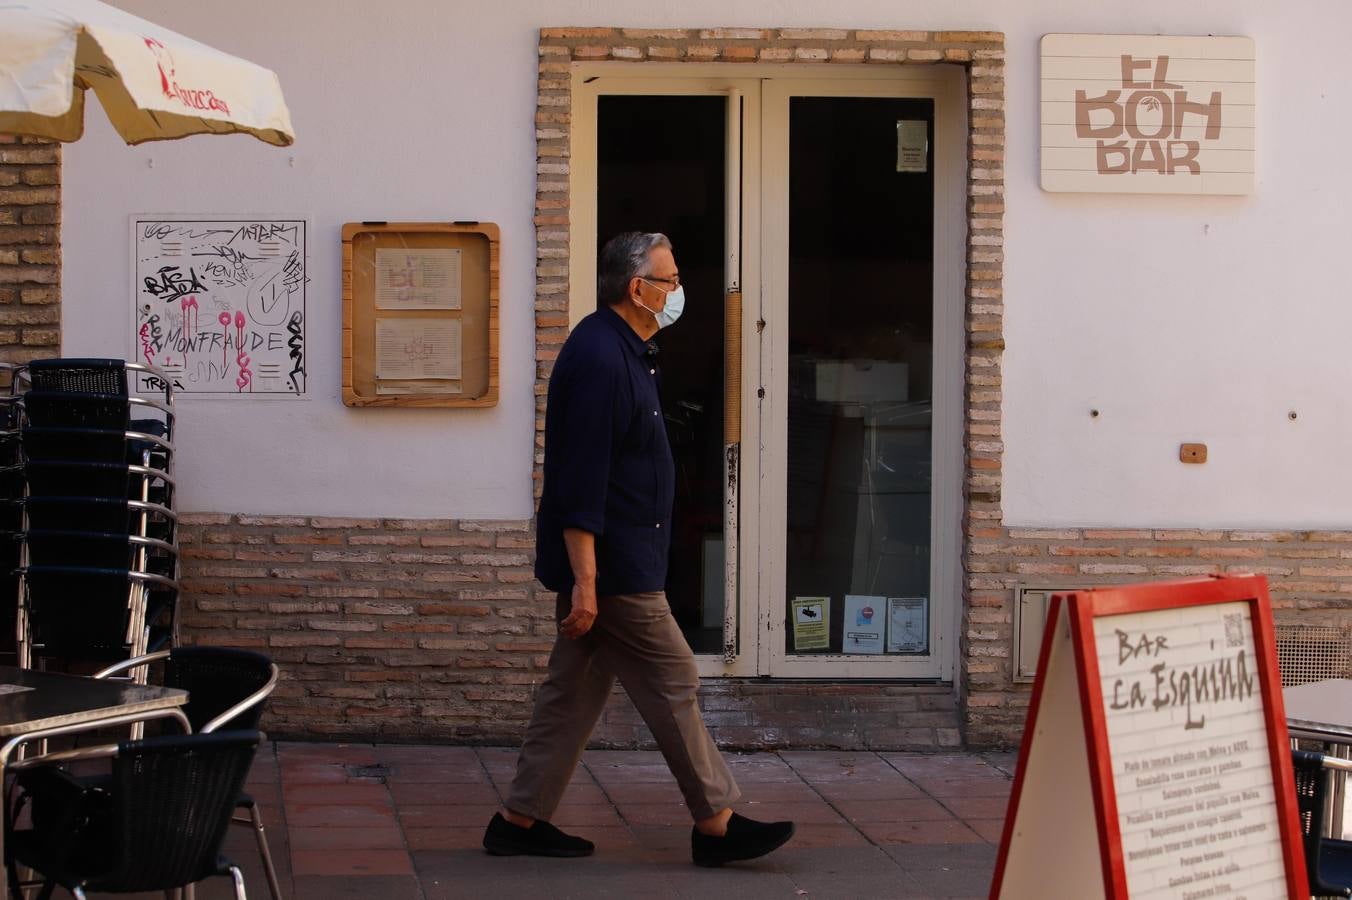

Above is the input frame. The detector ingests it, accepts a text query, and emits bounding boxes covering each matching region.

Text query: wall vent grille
[1275,623,1351,687]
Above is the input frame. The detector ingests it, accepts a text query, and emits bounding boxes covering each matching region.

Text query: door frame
[760,71,966,679]
[571,72,764,677]
[569,63,967,679]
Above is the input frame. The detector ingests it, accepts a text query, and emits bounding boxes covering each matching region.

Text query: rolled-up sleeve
[550,354,623,536]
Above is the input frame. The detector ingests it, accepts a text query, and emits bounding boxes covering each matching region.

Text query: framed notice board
[342,221,499,407]
[992,575,1308,900]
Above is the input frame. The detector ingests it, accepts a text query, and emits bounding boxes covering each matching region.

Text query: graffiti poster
[132,218,307,396]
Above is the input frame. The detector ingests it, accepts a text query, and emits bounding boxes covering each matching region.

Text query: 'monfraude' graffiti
[133,218,307,396]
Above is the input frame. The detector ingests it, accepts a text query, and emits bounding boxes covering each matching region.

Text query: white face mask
[637,281,685,329]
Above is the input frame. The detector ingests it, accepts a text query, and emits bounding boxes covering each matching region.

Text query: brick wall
[178,514,963,748]
[963,528,1352,747]
[180,514,1352,749]
[0,137,60,360]
[177,515,543,742]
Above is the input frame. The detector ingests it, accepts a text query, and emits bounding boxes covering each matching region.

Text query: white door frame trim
[571,73,763,677]
[760,72,965,679]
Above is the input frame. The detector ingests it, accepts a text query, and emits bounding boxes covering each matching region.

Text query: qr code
[1224,613,1244,648]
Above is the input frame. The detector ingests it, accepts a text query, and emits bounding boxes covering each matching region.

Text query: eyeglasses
[641,275,680,289]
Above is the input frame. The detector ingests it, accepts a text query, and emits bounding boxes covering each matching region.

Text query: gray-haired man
[482,232,795,867]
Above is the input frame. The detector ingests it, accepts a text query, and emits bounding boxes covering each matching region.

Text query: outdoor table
[1284,678,1352,839]
[0,665,189,896]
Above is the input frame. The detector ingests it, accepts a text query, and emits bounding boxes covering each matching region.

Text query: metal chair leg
[250,804,283,900]
[13,863,37,897]
[230,865,248,900]
[71,888,86,900]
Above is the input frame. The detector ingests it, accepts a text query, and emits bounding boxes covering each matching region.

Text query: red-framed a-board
[990,575,1308,899]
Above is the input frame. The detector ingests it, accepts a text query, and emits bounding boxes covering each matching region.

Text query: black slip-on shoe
[691,812,796,867]
[483,811,596,858]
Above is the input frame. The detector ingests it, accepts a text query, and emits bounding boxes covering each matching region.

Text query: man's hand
[559,580,598,639]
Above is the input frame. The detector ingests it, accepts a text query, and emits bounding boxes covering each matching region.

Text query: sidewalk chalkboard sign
[991,575,1308,899]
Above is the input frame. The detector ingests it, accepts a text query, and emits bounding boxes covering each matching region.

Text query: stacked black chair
[11,359,179,676]
[0,364,22,663]
[1291,749,1352,897]
[8,730,260,899]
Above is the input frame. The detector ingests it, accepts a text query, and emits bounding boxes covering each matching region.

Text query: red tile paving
[832,797,956,822]
[402,826,493,852]
[288,826,407,851]
[853,818,986,845]
[291,848,416,877]
[126,744,1015,899]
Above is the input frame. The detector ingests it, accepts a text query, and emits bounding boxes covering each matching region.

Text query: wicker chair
[23,359,134,396]
[8,730,260,899]
[14,360,179,676]
[96,647,283,900]
[1291,749,1352,897]
[17,565,179,669]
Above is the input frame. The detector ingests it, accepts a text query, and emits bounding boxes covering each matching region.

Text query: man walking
[483,232,795,867]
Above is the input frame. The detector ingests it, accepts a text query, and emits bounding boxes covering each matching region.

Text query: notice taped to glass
[1094,601,1284,899]
[843,595,885,654]
[896,120,928,173]
[886,597,928,654]
[791,596,830,651]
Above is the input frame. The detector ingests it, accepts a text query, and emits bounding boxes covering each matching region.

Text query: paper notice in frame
[887,597,929,654]
[791,597,830,651]
[843,595,886,654]
[896,120,928,173]
[375,248,462,310]
[375,317,462,382]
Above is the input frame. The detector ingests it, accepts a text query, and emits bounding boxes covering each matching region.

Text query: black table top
[0,665,187,738]
[1285,678,1352,742]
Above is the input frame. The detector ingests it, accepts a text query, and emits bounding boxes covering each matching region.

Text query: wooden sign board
[992,575,1308,899]
[1041,34,1255,195]
[342,222,499,408]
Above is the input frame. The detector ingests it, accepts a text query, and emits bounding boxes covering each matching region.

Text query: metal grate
[1012,585,1082,683]
[1275,623,1352,687]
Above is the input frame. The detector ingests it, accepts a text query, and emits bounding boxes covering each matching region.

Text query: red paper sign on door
[991,575,1308,899]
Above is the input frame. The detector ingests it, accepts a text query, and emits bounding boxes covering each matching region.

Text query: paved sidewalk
[191,744,1016,900]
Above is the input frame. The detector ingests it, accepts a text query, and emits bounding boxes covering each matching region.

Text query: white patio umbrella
[0,0,294,146]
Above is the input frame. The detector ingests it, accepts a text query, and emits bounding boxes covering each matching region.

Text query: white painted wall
[63,1,1350,527]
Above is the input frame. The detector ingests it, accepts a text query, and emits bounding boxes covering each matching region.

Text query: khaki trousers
[506,591,740,822]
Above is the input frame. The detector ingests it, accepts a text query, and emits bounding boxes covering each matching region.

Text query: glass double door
[572,68,963,678]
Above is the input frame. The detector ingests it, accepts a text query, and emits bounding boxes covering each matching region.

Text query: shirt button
[656,523,662,529]
[653,410,658,416]
[650,368,656,375]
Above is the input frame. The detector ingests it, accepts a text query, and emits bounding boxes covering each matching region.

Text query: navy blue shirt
[535,306,675,596]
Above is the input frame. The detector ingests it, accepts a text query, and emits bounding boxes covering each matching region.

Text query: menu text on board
[1093,601,1286,900]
